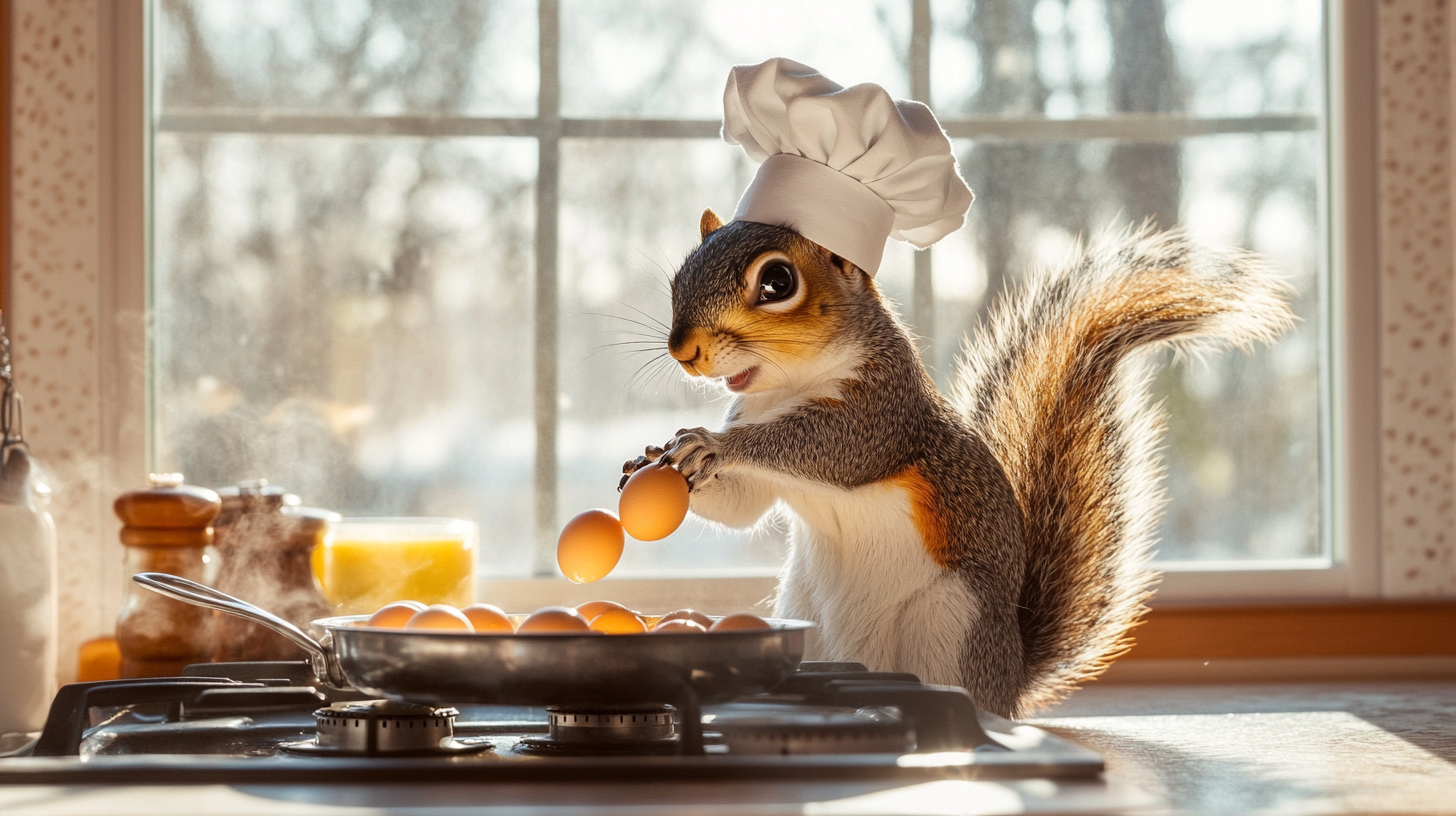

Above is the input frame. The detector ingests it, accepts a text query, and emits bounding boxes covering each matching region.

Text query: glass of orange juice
[313,518,478,615]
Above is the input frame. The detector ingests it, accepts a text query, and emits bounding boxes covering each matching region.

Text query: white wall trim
[1332,0,1383,599]
[96,0,150,646]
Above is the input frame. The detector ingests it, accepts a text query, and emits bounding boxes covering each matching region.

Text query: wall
[1379,0,1455,595]
[9,0,110,678]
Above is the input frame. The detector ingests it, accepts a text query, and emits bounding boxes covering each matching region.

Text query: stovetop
[0,661,1103,786]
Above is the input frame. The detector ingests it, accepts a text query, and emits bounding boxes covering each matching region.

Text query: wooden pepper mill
[114,473,220,678]
[211,479,336,662]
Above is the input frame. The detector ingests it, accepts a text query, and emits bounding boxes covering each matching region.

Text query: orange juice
[313,518,477,615]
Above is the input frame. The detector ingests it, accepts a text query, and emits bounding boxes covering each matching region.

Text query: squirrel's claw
[619,448,665,491]
[660,427,721,489]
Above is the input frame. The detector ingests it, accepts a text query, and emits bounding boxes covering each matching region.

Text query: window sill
[1154,559,1362,601]
[1125,600,1456,661]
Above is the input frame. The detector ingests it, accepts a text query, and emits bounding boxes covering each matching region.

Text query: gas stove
[0,661,1152,814]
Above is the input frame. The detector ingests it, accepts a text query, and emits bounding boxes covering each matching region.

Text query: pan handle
[132,572,351,689]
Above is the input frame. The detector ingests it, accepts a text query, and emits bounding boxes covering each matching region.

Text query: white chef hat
[722,58,973,276]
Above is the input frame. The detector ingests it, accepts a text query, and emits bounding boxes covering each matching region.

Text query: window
[151,0,1331,590]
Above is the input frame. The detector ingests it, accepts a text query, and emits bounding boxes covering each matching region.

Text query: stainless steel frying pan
[133,572,812,707]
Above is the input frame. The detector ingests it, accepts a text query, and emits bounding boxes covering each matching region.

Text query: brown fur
[953,226,1294,713]
[892,466,955,569]
[700,207,725,241]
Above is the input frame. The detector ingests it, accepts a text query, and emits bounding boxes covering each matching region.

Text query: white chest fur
[762,473,981,686]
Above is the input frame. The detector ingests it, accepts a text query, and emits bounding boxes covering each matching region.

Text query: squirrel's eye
[757,263,797,303]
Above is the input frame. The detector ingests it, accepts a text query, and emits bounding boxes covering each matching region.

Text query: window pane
[928,131,1322,560]
[931,0,1321,118]
[151,0,1329,578]
[561,0,910,119]
[556,138,783,573]
[157,0,538,116]
[153,134,540,575]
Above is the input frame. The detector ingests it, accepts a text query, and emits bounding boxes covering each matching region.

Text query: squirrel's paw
[660,427,722,490]
[617,445,667,491]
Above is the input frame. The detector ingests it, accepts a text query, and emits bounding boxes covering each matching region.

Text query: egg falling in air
[517,606,593,633]
[404,605,474,632]
[556,509,625,584]
[589,609,648,634]
[618,463,690,541]
[461,603,514,633]
[366,600,427,629]
[709,613,773,632]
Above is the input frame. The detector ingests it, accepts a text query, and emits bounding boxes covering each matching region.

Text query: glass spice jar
[211,480,337,662]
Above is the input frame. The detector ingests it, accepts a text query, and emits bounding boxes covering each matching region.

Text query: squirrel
[622,208,1293,718]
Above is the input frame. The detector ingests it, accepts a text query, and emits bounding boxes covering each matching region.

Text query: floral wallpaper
[9,0,108,680]
[1377,0,1455,595]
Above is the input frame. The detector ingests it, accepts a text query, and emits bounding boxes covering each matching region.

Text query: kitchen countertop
[1032,680,1456,814]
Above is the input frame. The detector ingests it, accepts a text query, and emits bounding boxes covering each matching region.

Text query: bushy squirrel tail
[951,226,1294,716]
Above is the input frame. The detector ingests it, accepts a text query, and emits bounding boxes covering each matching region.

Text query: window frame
[99,0,1377,611]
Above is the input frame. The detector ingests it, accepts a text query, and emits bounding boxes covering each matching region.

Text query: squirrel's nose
[672,344,701,365]
[668,325,699,364]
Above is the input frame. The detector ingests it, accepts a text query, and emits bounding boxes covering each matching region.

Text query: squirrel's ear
[699,208,724,242]
[829,254,864,280]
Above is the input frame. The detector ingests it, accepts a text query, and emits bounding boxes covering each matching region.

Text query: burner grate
[517,705,679,756]
[709,704,914,756]
[548,707,675,742]
[282,700,492,757]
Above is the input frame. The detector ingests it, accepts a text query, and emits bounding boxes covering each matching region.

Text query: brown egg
[556,509,625,584]
[404,605,474,632]
[618,463,690,541]
[576,600,633,620]
[709,613,773,632]
[589,609,648,634]
[517,606,593,634]
[461,603,514,633]
[659,608,713,629]
[652,618,708,634]
[366,601,427,629]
